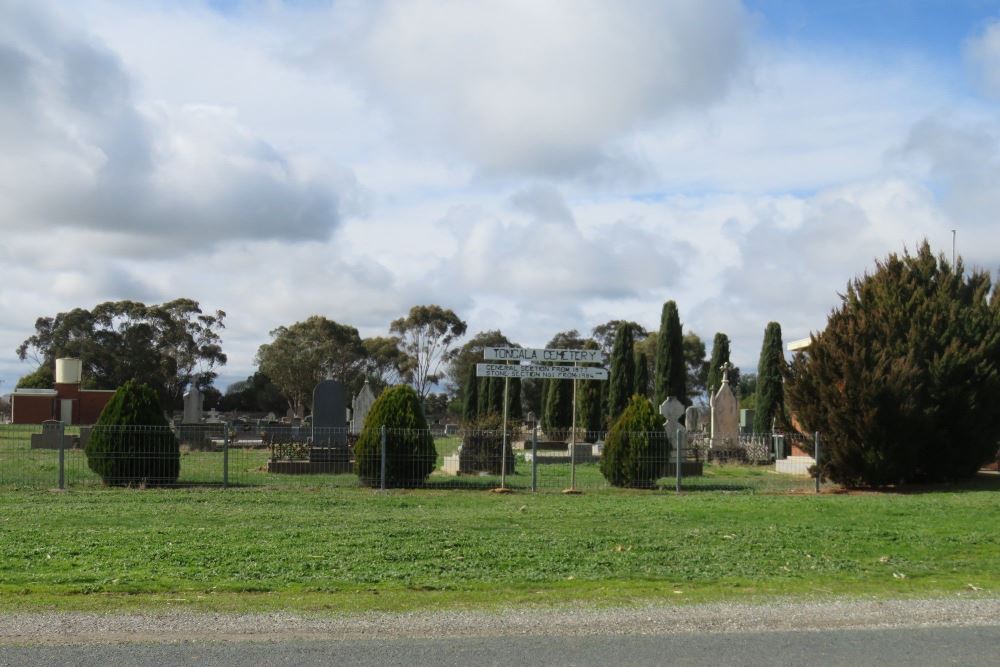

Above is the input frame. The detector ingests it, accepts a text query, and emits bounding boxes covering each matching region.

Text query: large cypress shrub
[85,379,179,486]
[654,301,687,406]
[599,395,670,488]
[608,323,636,422]
[787,242,1000,486]
[705,332,731,399]
[753,322,786,433]
[355,384,436,487]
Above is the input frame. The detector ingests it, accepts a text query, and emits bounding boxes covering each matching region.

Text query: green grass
[1,479,998,613]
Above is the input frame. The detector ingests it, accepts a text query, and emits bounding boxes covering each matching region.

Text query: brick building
[11,358,116,425]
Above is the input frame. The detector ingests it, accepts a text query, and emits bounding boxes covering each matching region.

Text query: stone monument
[350,381,377,434]
[659,397,685,435]
[182,384,203,424]
[684,405,700,432]
[710,363,739,451]
[311,379,348,450]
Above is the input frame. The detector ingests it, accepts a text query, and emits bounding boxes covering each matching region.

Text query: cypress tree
[461,364,479,423]
[786,242,1000,486]
[507,377,523,420]
[753,322,786,433]
[477,376,490,416]
[542,378,572,433]
[654,301,687,406]
[487,376,504,416]
[608,323,636,422]
[705,333,732,399]
[634,352,650,398]
[576,380,603,438]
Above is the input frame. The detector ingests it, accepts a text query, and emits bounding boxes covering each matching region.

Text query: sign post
[478,348,607,494]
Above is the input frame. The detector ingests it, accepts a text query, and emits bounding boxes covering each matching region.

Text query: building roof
[787,337,812,352]
[12,388,58,396]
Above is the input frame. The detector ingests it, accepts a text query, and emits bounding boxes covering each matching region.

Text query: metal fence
[0,422,826,493]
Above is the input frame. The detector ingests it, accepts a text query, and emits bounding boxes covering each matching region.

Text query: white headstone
[685,406,700,431]
[710,363,739,449]
[182,384,203,424]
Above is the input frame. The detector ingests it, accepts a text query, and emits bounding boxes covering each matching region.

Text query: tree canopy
[390,305,467,400]
[255,315,366,416]
[16,299,226,406]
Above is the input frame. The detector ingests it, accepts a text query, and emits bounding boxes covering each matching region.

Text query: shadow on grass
[832,472,1000,495]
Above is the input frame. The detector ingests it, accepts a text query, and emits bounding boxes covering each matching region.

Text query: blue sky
[1,0,999,397]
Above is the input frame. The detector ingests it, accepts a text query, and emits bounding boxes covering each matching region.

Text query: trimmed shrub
[85,379,179,486]
[787,242,1000,486]
[600,395,670,488]
[354,384,436,487]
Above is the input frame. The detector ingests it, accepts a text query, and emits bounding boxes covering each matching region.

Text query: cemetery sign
[483,347,605,364]
[476,363,608,380]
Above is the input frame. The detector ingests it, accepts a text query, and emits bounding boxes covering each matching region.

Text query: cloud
[0,1,356,253]
[327,0,750,177]
[964,19,1000,98]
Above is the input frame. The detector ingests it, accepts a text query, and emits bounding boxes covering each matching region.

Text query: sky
[2,0,1000,393]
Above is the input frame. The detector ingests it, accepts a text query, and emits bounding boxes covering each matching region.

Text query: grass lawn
[1,478,998,613]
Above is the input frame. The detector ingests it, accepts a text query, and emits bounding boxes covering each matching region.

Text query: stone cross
[659,397,685,434]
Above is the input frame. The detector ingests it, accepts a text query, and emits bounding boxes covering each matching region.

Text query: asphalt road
[2,625,999,667]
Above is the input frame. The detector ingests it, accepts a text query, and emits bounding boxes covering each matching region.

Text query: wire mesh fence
[0,422,828,493]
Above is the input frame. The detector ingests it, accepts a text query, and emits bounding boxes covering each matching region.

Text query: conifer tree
[507,377,523,420]
[654,301,687,406]
[634,352,650,398]
[753,322,786,433]
[787,242,1000,486]
[542,378,572,433]
[461,364,479,423]
[476,377,490,416]
[705,333,732,399]
[576,379,604,437]
[608,323,636,422]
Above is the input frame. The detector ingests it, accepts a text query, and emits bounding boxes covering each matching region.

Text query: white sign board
[483,347,606,364]
[476,363,608,381]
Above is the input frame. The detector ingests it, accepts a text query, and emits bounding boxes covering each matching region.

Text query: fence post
[380,425,387,491]
[531,425,538,493]
[814,431,821,494]
[223,423,230,488]
[675,428,683,493]
[57,421,66,490]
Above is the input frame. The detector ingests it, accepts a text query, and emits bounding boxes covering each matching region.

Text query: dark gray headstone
[312,380,347,447]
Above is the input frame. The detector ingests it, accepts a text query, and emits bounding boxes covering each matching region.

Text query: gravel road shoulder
[1,597,998,646]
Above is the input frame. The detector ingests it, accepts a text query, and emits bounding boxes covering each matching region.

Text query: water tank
[55,358,83,384]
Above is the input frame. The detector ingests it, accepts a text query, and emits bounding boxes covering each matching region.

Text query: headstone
[659,397,685,434]
[710,363,739,449]
[182,384,203,424]
[740,408,754,433]
[312,379,347,448]
[350,381,377,434]
[684,406,700,432]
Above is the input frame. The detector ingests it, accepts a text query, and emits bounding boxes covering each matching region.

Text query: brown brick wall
[11,396,56,424]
